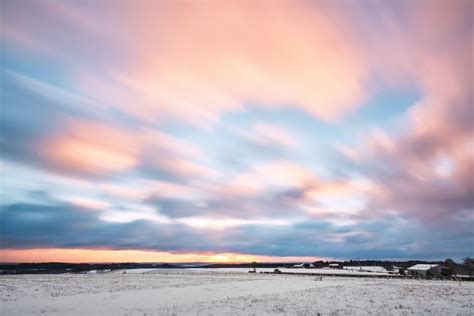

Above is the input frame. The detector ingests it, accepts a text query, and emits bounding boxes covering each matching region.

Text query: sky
[0,0,473,263]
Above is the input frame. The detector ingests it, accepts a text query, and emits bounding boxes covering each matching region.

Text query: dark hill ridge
[0,262,179,274]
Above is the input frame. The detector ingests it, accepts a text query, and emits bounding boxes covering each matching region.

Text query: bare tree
[463,257,473,267]
[251,261,257,273]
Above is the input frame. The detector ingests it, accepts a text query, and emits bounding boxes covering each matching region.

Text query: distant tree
[462,258,474,277]
[251,261,257,273]
[463,257,474,267]
[313,261,324,268]
[445,258,461,276]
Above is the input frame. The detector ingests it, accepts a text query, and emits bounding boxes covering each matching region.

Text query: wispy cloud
[1,0,472,262]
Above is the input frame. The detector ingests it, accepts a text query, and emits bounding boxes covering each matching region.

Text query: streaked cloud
[45,119,139,175]
[0,0,472,262]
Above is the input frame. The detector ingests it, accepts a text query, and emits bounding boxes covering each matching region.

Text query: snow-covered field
[108,267,393,276]
[195,267,393,276]
[1,269,473,315]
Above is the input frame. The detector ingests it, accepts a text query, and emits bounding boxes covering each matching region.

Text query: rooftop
[407,264,439,271]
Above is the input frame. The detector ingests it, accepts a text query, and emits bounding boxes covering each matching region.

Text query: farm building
[406,264,443,277]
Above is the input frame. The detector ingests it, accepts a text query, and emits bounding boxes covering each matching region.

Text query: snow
[407,264,439,271]
[110,268,165,274]
[187,267,393,276]
[343,266,388,273]
[83,267,393,276]
[1,269,473,315]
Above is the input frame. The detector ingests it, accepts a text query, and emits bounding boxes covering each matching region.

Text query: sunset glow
[1,249,321,264]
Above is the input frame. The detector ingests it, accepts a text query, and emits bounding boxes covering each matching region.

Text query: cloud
[242,122,299,150]
[0,202,211,251]
[145,160,374,224]
[2,1,369,126]
[1,1,472,261]
[175,217,293,231]
[330,1,474,228]
[61,196,111,210]
[3,200,471,260]
[44,119,139,176]
[1,70,218,180]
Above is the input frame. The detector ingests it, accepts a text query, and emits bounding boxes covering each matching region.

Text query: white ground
[205,267,392,276]
[111,267,393,276]
[1,269,473,315]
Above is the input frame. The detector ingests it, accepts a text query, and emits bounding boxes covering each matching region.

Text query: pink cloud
[2,0,472,256]
[113,3,367,123]
[39,117,217,179]
[341,17,473,223]
[3,1,369,125]
[44,119,139,176]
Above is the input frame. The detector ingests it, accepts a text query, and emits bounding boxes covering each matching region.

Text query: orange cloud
[41,118,217,179]
[45,120,138,175]
[0,248,324,263]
